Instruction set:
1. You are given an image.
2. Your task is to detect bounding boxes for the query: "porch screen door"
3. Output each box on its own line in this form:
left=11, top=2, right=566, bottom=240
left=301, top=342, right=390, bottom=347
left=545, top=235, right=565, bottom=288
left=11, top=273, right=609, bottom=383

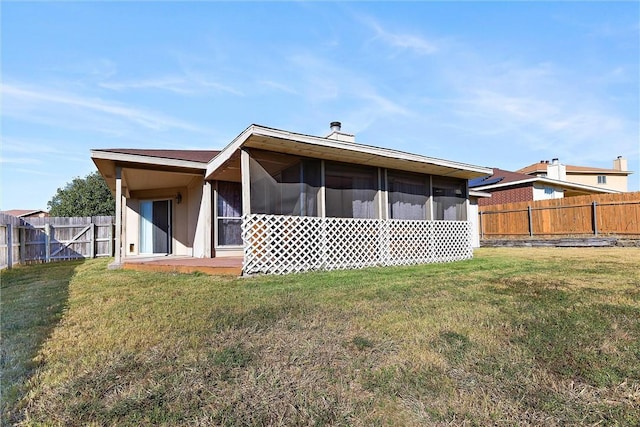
left=217, top=181, right=242, bottom=246
left=140, top=200, right=171, bottom=254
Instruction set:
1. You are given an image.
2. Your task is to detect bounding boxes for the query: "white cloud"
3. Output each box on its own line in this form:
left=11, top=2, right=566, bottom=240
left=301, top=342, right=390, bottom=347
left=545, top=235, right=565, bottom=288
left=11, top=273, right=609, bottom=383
left=1, top=82, right=207, bottom=133
left=362, top=16, right=438, bottom=55
left=0, top=156, right=41, bottom=165
left=101, top=72, right=244, bottom=97
left=259, top=80, right=299, bottom=95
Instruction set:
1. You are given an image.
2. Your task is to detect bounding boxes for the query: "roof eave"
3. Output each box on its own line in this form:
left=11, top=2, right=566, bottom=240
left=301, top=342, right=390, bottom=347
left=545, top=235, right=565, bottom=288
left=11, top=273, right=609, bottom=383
left=205, top=125, right=492, bottom=180
left=473, top=177, right=621, bottom=194
left=91, top=149, right=209, bottom=170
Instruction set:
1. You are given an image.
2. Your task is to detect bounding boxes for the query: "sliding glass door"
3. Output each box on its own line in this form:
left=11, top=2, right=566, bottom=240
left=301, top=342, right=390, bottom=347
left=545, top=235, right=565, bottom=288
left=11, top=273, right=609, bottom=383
left=140, top=200, right=172, bottom=254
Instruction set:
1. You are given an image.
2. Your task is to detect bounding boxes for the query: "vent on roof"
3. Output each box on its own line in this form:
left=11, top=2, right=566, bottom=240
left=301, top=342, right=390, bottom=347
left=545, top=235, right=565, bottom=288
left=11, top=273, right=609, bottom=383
left=326, top=121, right=355, bottom=142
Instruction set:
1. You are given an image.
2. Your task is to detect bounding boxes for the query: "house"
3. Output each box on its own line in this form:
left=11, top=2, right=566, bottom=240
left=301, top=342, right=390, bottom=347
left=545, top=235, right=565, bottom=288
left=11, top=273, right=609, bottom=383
left=0, top=209, right=49, bottom=218
left=470, top=166, right=621, bottom=207
left=517, top=157, right=632, bottom=192
left=92, top=123, right=492, bottom=275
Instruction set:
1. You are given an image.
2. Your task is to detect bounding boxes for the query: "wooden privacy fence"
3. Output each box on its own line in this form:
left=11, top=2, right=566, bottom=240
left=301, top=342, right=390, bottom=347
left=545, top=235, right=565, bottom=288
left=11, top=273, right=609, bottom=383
left=0, top=215, right=115, bottom=269
left=479, top=192, right=640, bottom=238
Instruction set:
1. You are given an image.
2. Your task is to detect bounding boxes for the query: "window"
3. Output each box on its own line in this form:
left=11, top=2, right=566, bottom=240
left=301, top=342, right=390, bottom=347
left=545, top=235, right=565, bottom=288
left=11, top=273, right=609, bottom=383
left=249, top=150, right=320, bottom=216
left=217, top=181, right=242, bottom=246
left=544, top=187, right=554, bottom=195
left=387, top=170, right=430, bottom=220
left=325, top=162, right=377, bottom=218
left=432, top=177, right=466, bottom=221
left=597, top=175, right=607, bottom=184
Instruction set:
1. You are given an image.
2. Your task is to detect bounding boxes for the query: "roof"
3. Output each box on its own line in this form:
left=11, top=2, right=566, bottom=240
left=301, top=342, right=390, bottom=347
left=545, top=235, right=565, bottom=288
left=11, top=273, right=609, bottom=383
left=91, top=124, right=493, bottom=188
left=470, top=168, right=532, bottom=187
left=206, top=124, right=492, bottom=181
left=517, top=161, right=631, bottom=176
left=470, top=168, right=620, bottom=194
left=94, top=149, right=219, bottom=164
left=1, top=209, right=48, bottom=217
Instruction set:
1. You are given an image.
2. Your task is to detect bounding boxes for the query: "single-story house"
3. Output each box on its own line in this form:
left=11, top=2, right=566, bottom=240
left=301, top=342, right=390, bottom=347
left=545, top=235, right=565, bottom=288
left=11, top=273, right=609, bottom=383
left=1, top=209, right=49, bottom=218
left=470, top=167, right=621, bottom=207
left=92, top=123, right=492, bottom=274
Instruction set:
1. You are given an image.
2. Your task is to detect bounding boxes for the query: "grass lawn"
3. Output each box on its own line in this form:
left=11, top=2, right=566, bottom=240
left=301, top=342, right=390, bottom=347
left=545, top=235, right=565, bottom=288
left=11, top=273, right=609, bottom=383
left=2, top=248, right=639, bottom=426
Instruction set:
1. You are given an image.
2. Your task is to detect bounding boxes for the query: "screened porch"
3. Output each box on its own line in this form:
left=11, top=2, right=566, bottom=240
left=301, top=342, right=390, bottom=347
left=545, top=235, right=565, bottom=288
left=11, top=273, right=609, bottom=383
left=213, top=148, right=474, bottom=275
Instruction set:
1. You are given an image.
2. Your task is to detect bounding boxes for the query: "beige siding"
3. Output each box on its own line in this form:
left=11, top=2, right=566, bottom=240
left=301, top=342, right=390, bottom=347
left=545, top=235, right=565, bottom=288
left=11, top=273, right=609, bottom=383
left=566, top=174, right=628, bottom=192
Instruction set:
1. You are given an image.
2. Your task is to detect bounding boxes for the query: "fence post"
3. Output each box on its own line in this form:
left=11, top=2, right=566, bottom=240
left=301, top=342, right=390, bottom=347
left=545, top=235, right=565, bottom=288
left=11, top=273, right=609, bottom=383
left=19, top=226, right=25, bottom=264
left=7, top=224, right=12, bottom=269
left=592, top=201, right=598, bottom=236
left=528, top=206, right=533, bottom=237
left=479, top=211, right=484, bottom=240
left=90, top=222, right=96, bottom=258
left=45, top=223, right=51, bottom=263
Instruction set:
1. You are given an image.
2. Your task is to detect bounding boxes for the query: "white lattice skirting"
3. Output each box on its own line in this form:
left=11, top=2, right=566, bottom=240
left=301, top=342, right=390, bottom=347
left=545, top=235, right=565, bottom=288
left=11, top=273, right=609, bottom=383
left=242, top=214, right=473, bottom=275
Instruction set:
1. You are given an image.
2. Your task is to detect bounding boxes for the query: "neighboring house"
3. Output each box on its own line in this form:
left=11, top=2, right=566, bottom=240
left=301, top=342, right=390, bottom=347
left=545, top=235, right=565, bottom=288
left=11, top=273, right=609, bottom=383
left=92, top=123, right=492, bottom=274
left=517, top=157, right=632, bottom=192
left=0, top=209, right=49, bottom=218
left=470, top=167, right=621, bottom=207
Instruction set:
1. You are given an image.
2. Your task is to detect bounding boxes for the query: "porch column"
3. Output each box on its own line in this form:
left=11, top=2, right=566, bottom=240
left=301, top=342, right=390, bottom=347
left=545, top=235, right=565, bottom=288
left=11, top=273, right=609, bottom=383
left=203, top=180, right=212, bottom=258
left=241, top=149, right=251, bottom=216
left=110, top=166, right=123, bottom=268
left=319, top=160, right=326, bottom=217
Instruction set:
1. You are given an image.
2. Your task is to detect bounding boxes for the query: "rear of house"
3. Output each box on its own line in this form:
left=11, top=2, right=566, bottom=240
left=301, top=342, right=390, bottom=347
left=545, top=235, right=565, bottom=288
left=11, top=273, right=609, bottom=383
left=92, top=123, right=492, bottom=274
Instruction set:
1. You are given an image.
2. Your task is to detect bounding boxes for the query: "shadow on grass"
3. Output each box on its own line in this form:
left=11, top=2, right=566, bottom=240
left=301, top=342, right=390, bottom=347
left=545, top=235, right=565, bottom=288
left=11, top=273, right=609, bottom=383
left=0, top=260, right=83, bottom=425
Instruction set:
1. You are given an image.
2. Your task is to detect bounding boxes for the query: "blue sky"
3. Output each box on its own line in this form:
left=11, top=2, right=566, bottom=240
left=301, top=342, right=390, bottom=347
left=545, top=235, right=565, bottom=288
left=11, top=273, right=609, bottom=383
left=2, top=1, right=638, bottom=210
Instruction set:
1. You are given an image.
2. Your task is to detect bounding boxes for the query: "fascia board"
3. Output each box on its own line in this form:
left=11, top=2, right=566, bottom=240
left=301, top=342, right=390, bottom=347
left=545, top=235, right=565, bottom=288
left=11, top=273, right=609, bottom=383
left=91, top=150, right=208, bottom=170
left=469, top=190, right=492, bottom=198
left=252, top=126, right=492, bottom=175
left=536, top=178, right=621, bottom=193
left=474, top=177, right=620, bottom=194
left=205, top=125, right=492, bottom=179
left=472, top=178, right=538, bottom=191
left=205, top=125, right=255, bottom=179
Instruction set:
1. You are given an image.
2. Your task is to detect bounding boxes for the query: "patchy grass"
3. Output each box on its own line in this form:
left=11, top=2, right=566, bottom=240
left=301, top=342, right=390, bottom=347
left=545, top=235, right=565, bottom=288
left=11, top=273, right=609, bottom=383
left=1, top=261, right=81, bottom=423
left=2, top=248, right=639, bottom=426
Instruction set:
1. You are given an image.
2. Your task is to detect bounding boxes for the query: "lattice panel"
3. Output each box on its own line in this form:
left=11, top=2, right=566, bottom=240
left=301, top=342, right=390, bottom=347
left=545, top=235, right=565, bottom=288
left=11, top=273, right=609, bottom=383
left=242, top=215, right=473, bottom=275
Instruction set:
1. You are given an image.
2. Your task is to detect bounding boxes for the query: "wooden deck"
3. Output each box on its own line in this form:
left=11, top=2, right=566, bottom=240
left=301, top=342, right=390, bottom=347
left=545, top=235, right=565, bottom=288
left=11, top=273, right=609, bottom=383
left=123, top=256, right=243, bottom=276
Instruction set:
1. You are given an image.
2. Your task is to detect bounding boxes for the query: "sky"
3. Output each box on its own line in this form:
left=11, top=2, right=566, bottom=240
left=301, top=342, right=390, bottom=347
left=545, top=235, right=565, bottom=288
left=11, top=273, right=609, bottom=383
left=1, top=1, right=639, bottom=211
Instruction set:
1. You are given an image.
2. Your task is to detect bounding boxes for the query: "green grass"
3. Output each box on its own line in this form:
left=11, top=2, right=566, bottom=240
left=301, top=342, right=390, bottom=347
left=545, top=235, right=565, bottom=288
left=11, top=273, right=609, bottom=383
left=2, top=248, right=639, bottom=426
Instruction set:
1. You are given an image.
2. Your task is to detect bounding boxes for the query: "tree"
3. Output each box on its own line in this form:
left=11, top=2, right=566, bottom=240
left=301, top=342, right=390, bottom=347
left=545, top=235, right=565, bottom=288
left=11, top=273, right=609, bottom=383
left=47, top=171, right=115, bottom=217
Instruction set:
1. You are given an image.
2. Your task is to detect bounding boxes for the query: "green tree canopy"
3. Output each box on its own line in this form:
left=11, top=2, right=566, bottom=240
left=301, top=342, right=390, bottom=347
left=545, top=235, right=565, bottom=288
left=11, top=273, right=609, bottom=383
left=47, top=171, right=115, bottom=217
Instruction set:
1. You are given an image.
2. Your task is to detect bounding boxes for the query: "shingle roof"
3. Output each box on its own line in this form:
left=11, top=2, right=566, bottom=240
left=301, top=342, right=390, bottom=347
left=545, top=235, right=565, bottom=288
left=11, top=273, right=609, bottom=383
left=469, top=168, right=533, bottom=188
left=517, top=162, right=626, bottom=175
left=96, top=149, right=220, bottom=163
left=1, top=209, right=48, bottom=217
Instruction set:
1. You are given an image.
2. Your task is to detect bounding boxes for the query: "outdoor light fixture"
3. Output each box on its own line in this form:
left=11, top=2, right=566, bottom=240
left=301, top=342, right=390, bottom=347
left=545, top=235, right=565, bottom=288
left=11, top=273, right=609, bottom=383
left=176, top=192, right=182, bottom=204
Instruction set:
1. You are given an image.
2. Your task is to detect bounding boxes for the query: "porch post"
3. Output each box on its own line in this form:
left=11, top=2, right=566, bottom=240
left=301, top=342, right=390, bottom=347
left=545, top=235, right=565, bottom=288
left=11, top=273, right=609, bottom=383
left=241, top=149, right=251, bottom=216
left=319, top=160, right=326, bottom=217
left=110, top=166, right=123, bottom=268
left=203, top=181, right=213, bottom=258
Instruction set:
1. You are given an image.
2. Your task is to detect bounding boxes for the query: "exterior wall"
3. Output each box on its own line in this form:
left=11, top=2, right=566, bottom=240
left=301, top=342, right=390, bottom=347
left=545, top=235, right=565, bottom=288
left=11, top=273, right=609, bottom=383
left=566, top=174, right=628, bottom=192
left=478, top=184, right=533, bottom=206
left=468, top=197, right=480, bottom=248
left=532, top=182, right=564, bottom=201
left=123, top=185, right=198, bottom=257
left=189, top=178, right=208, bottom=258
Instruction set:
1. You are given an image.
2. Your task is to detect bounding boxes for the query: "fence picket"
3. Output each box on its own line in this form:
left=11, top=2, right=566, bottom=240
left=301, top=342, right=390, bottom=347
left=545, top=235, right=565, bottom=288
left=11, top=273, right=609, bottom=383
left=479, top=192, right=640, bottom=238
left=0, top=214, right=115, bottom=269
